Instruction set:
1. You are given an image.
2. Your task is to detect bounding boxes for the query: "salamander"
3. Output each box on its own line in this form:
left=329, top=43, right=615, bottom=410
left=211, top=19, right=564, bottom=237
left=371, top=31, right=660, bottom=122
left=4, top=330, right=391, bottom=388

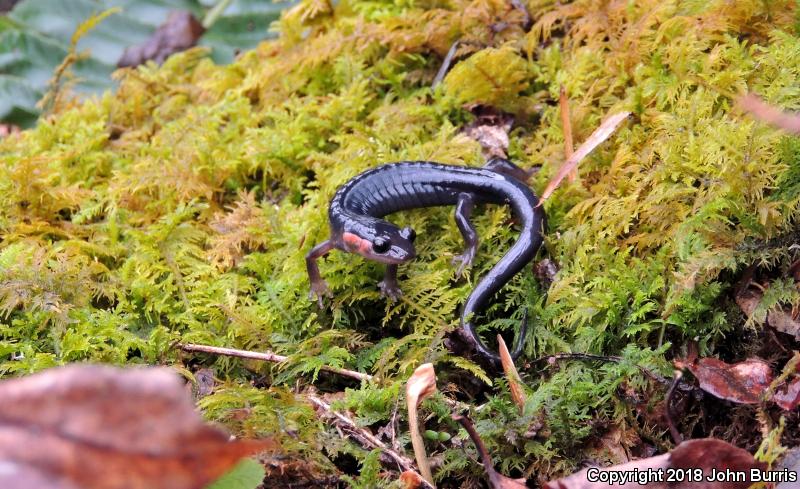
left=305, top=158, right=546, bottom=367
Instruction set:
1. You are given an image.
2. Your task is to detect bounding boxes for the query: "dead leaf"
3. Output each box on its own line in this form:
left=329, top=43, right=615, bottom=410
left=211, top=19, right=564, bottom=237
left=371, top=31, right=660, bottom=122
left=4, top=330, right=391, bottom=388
left=497, top=335, right=525, bottom=413
left=772, top=377, right=800, bottom=411
left=118, top=11, right=205, bottom=68
left=0, top=364, right=271, bottom=489
left=777, top=448, right=800, bottom=489
left=736, top=287, right=800, bottom=340
left=461, top=106, right=514, bottom=159
left=738, top=93, right=800, bottom=134
left=194, top=367, right=217, bottom=398
left=540, top=111, right=630, bottom=202
left=675, top=357, right=773, bottom=404
left=544, top=438, right=763, bottom=489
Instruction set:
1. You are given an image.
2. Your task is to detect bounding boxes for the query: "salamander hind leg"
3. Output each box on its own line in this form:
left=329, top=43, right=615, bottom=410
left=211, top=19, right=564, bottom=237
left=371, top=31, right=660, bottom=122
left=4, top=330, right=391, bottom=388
left=452, top=193, right=478, bottom=277
left=378, top=264, right=403, bottom=301
left=484, top=157, right=534, bottom=182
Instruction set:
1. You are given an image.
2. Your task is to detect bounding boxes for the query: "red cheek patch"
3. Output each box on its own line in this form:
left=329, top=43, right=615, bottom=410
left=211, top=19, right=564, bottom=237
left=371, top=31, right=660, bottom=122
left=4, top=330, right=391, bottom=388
left=343, top=232, right=372, bottom=254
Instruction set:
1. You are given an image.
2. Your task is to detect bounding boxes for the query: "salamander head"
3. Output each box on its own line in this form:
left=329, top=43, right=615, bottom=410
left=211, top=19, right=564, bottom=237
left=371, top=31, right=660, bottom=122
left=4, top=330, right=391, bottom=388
left=341, top=222, right=416, bottom=264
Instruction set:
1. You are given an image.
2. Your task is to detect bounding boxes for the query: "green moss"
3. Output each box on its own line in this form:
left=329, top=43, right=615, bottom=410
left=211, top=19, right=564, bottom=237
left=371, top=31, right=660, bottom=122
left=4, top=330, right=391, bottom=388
left=1, top=0, right=800, bottom=484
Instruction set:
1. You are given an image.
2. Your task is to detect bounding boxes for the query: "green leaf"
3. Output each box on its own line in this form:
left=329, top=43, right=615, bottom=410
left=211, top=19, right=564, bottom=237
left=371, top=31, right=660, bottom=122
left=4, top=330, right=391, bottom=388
left=0, top=0, right=291, bottom=124
left=205, top=458, right=265, bottom=489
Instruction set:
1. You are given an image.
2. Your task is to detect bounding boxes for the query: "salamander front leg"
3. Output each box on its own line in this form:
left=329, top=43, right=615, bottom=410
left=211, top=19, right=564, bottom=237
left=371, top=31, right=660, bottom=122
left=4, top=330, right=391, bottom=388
left=453, top=193, right=478, bottom=277
left=378, top=264, right=402, bottom=301
left=306, top=240, right=335, bottom=307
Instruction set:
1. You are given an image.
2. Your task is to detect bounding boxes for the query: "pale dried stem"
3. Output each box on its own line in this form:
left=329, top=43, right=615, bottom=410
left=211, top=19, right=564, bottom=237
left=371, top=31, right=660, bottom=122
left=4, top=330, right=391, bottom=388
left=175, top=343, right=372, bottom=382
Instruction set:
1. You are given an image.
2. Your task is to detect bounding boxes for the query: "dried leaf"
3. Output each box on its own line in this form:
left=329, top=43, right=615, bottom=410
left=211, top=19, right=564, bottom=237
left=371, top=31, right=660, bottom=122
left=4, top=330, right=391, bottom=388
left=540, top=111, right=630, bottom=202
left=463, top=124, right=510, bottom=158
left=736, top=288, right=800, bottom=340
left=497, top=335, right=525, bottom=413
left=545, top=439, right=763, bottom=489
left=675, top=357, right=773, bottom=404
left=738, top=93, right=800, bottom=135
left=772, top=377, right=800, bottom=411
left=0, top=365, right=271, bottom=489
left=118, top=11, right=205, bottom=68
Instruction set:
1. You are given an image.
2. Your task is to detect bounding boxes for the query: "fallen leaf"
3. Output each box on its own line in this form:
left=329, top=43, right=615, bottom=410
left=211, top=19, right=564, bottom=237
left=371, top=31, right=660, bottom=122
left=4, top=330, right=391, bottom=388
left=461, top=105, right=514, bottom=159
left=540, top=111, right=630, bottom=202
left=777, top=448, right=800, bottom=489
left=497, top=335, right=525, bottom=413
left=544, top=438, right=763, bottom=489
left=738, top=93, right=800, bottom=134
left=736, top=288, right=800, bottom=340
left=772, top=377, right=800, bottom=411
left=117, top=11, right=205, bottom=68
left=194, top=367, right=217, bottom=398
left=0, top=364, right=271, bottom=489
left=675, top=357, right=773, bottom=404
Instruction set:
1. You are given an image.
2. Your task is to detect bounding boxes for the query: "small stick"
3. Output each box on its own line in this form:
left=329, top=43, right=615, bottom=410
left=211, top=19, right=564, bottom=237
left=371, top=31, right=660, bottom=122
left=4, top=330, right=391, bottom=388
left=559, top=86, right=576, bottom=182
left=666, top=370, right=684, bottom=444
left=453, top=414, right=527, bottom=489
left=432, top=41, right=460, bottom=89
left=175, top=343, right=372, bottom=382
left=308, top=394, right=434, bottom=489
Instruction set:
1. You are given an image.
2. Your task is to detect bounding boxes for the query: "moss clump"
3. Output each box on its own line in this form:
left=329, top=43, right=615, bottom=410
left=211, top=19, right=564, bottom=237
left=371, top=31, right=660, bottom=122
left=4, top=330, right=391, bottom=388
left=2, top=0, right=800, bottom=485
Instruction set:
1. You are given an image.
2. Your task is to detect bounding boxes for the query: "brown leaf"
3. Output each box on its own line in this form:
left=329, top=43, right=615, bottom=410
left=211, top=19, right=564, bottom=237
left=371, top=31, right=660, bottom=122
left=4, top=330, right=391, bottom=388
left=0, top=364, right=271, bottom=489
left=675, top=357, right=773, bottom=404
left=540, top=111, right=630, bottom=202
left=461, top=106, right=514, bottom=159
left=544, top=438, right=763, bottom=489
left=117, top=11, right=205, bottom=68
left=772, top=377, right=800, bottom=411
left=738, top=93, right=800, bottom=135
left=736, top=287, right=800, bottom=340
left=497, top=335, right=525, bottom=413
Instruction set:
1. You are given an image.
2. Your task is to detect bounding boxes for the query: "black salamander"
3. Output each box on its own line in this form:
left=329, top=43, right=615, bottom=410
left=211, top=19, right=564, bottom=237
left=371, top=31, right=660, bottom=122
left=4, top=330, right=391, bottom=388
left=305, top=159, right=546, bottom=367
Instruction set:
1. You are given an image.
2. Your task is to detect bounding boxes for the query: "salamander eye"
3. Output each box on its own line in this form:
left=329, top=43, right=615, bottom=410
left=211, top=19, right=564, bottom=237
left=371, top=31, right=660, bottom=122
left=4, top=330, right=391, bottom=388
left=373, top=238, right=390, bottom=253
left=399, top=226, right=416, bottom=243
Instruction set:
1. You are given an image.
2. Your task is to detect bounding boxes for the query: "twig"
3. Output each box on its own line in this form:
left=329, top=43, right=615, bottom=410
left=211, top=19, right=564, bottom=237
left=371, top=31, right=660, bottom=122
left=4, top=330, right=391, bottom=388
left=175, top=343, right=372, bottom=382
left=432, top=41, right=460, bottom=89
left=559, top=86, right=576, bottom=182
left=453, top=414, right=526, bottom=489
left=539, top=111, right=630, bottom=203
left=738, top=93, right=800, bottom=134
left=308, top=394, right=434, bottom=489
left=666, top=370, right=684, bottom=444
